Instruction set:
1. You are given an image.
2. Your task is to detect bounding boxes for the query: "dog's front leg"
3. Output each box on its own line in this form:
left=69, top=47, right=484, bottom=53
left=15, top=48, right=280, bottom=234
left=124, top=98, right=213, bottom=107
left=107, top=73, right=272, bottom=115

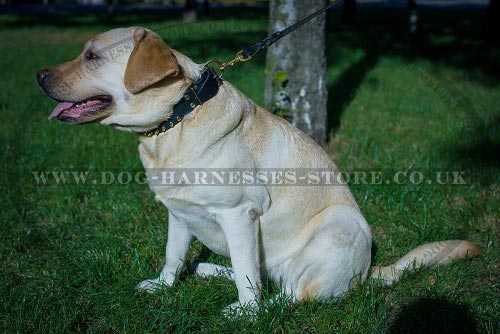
left=137, top=212, right=192, bottom=292
left=219, top=206, right=261, bottom=315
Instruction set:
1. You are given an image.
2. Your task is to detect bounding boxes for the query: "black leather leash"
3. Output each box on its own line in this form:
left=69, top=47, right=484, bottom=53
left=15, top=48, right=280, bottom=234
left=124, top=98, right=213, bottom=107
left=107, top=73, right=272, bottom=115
left=242, top=1, right=337, bottom=59
left=140, top=1, right=338, bottom=137
left=213, top=0, right=338, bottom=75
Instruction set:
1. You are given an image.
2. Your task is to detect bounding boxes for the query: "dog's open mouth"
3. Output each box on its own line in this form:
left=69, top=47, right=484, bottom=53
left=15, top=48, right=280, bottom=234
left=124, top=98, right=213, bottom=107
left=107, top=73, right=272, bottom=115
left=48, top=95, right=113, bottom=122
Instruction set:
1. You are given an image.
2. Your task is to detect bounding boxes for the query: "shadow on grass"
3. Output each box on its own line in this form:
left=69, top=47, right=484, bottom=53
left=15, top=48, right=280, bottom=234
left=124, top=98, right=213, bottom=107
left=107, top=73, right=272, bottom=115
left=444, top=112, right=500, bottom=185
left=456, top=134, right=500, bottom=167
left=327, top=45, right=379, bottom=133
left=389, top=297, right=478, bottom=334
left=453, top=110, right=500, bottom=163
left=371, top=241, right=379, bottom=266
left=325, top=7, right=500, bottom=138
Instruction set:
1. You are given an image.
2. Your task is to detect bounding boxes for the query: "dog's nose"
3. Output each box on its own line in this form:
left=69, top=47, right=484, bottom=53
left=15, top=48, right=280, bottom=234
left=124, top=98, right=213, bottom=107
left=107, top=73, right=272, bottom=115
left=36, top=69, right=49, bottom=85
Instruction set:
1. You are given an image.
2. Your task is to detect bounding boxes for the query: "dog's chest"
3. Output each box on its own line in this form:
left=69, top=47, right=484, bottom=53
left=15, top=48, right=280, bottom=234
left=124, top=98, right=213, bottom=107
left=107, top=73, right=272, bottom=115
left=137, top=140, right=267, bottom=257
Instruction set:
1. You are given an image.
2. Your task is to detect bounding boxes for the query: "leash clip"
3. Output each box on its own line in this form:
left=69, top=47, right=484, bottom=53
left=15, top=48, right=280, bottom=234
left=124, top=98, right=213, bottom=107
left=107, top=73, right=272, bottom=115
left=220, top=50, right=252, bottom=71
left=203, top=50, right=252, bottom=79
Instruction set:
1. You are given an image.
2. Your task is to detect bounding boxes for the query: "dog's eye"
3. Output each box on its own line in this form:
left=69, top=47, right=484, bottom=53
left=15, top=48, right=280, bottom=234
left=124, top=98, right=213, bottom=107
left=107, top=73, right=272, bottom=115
left=85, top=50, right=99, bottom=61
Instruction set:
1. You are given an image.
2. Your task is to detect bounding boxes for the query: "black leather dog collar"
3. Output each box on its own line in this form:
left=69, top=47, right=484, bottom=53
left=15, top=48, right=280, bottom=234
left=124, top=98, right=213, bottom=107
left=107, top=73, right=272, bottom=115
left=140, top=67, right=222, bottom=137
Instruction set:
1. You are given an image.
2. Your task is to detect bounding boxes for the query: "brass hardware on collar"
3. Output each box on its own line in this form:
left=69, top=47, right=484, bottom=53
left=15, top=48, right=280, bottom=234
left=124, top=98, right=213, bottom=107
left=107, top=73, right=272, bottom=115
left=139, top=67, right=221, bottom=137
left=191, top=87, right=203, bottom=104
left=203, top=59, right=224, bottom=78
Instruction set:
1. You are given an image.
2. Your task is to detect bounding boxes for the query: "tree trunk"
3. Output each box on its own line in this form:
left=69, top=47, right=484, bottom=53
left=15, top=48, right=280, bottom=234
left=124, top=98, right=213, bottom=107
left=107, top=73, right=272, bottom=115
left=265, top=0, right=328, bottom=145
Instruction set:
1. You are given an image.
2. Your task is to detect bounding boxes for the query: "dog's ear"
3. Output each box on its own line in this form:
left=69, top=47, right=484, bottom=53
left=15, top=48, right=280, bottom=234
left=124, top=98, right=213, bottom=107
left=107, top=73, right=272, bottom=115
left=124, top=28, right=179, bottom=94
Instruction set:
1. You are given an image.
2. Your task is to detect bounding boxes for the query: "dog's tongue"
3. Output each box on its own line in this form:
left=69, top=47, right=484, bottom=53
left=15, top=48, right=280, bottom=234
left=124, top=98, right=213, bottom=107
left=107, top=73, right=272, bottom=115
left=48, top=102, right=74, bottom=120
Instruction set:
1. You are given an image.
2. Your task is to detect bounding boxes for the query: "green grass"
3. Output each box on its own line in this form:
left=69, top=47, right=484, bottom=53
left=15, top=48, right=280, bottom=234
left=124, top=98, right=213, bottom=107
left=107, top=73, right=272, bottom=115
left=1, top=7, right=499, bottom=333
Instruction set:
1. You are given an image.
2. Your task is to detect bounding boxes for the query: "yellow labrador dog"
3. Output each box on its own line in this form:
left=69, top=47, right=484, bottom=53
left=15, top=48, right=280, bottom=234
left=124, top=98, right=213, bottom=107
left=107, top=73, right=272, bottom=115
left=37, top=27, right=479, bottom=313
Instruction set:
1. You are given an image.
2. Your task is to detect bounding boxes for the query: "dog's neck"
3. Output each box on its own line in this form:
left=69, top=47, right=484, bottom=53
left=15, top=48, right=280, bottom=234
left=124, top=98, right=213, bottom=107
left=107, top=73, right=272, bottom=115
left=138, top=67, right=222, bottom=137
left=138, top=81, right=253, bottom=168
left=136, top=50, right=255, bottom=167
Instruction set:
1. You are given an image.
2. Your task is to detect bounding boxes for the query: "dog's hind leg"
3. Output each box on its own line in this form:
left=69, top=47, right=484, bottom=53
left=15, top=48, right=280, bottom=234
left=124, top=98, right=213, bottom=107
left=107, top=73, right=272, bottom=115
left=191, top=262, right=234, bottom=280
left=288, top=205, right=372, bottom=301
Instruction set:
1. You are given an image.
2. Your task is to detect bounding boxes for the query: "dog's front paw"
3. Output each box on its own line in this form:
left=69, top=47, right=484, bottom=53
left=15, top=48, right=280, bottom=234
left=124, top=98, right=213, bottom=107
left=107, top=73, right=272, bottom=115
left=136, top=278, right=169, bottom=293
left=222, top=300, right=259, bottom=319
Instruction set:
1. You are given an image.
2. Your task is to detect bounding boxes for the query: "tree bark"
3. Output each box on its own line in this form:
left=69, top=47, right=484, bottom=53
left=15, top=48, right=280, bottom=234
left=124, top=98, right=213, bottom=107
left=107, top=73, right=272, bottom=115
left=265, top=0, right=328, bottom=145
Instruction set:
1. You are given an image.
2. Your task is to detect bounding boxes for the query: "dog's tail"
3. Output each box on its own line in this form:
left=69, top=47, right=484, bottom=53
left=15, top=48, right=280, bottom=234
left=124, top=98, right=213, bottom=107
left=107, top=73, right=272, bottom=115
left=371, top=240, right=480, bottom=285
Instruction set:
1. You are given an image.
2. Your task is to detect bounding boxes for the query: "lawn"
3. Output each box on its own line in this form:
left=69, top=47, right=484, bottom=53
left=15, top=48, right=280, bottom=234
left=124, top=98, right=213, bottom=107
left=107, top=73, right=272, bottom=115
left=0, top=6, right=499, bottom=334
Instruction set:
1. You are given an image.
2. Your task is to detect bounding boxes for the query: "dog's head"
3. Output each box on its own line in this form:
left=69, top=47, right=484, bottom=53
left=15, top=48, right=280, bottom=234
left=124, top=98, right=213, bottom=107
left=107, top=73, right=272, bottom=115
left=37, top=27, right=200, bottom=132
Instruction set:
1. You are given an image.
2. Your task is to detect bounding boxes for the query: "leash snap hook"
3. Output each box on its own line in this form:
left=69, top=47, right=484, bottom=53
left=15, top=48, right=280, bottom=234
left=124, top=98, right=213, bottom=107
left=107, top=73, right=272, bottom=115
left=203, top=50, right=252, bottom=79
left=203, top=59, right=225, bottom=78
left=220, top=50, right=252, bottom=71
